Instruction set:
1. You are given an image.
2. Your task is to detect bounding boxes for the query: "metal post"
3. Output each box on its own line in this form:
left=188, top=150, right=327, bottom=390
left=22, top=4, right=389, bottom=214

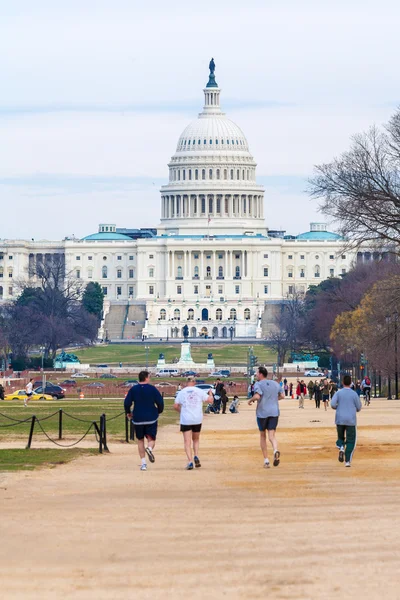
left=145, top=345, right=149, bottom=369
left=26, top=415, right=36, bottom=449
left=130, top=419, right=135, bottom=441
left=125, top=414, right=129, bottom=443
left=94, top=421, right=102, bottom=453
left=378, top=371, right=382, bottom=397
left=102, top=413, right=109, bottom=452
left=374, top=370, right=377, bottom=398
left=394, top=312, right=399, bottom=400
left=58, top=408, right=63, bottom=440
left=388, top=375, right=392, bottom=400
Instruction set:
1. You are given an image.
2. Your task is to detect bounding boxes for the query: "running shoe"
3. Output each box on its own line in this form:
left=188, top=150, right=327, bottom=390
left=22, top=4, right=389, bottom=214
left=345, top=462, right=351, bottom=468
left=338, top=447, right=344, bottom=463
left=194, top=456, right=201, bottom=468
left=186, top=462, right=194, bottom=470
left=145, top=447, right=155, bottom=463
left=264, top=460, right=270, bottom=469
left=273, top=450, right=280, bottom=467
left=140, top=464, right=147, bottom=471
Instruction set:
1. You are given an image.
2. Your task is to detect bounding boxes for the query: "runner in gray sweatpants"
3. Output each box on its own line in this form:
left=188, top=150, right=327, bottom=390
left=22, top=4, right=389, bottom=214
left=330, top=374, right=362, bottom=467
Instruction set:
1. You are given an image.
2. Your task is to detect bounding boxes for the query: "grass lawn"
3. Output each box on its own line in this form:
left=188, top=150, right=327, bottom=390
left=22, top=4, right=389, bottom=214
left=0, top=448, right=98, bottom=472
left=0, top=398, right=179, bottom=440
left=73, top=344, right=276, bottom=366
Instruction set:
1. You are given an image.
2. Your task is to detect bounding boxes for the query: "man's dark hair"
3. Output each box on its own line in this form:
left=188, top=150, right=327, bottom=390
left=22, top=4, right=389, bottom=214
left=343, top=374, right=352, bottom=386
left=258, top=366, right=268, bottom=378
left=139, top=370, right=150, bottom=383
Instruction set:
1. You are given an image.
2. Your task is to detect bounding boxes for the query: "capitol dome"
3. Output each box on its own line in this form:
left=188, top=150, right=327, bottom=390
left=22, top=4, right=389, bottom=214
left=158, top=59, right=267, bottom=237
left=176, top=116, right=249, bottom=153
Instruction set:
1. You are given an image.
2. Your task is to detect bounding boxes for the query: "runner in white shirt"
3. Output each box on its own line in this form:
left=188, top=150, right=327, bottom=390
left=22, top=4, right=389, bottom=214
left=24, top=379, right=34, bottom=407
left=174, top=377, right=213, bottom=470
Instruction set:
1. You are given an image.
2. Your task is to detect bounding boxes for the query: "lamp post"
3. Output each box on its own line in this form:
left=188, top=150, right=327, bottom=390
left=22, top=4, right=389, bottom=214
left=394, top=311, right=399, bottom=400
left=386, top=315, right=392, bottom=399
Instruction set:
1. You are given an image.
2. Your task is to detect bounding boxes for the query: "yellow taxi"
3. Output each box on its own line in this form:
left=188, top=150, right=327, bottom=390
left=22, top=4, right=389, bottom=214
left=4, top=390, right=53, bottom=401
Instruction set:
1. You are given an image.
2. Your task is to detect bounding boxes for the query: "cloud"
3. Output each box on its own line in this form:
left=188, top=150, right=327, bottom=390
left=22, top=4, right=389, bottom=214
left=0, top=0, right=400, bottom=240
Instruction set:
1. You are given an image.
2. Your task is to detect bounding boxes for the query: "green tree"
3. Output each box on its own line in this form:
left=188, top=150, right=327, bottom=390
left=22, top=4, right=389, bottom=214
left=82, top=282, right=104, bottom=322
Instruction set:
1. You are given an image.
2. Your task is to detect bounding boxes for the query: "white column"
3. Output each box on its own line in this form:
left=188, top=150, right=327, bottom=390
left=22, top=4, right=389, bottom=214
left=188, top=251, right=192, bottom=278
left=230, top=251, right=233, bottom=278
left=213, top=251, right=216, bottom=279
left=172, top=251, right=175, bottom=279
left=200, top=251, right=204, bottom=279
left=241, top=252, right=245, bottom=278
left=224, top=251, right=227, bottom=278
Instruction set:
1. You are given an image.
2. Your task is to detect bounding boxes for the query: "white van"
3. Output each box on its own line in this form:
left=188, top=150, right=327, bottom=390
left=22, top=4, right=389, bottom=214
left=156, top=369, right=180, bottom=378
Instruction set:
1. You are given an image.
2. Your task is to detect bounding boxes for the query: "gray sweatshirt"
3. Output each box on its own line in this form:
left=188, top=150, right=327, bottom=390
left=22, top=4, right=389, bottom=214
left=331, top=387, right=362, bottom=425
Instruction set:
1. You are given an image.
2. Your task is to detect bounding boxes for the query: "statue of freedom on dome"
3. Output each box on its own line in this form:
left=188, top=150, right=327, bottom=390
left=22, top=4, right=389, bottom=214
left=207, top=58, right=218, bottom=88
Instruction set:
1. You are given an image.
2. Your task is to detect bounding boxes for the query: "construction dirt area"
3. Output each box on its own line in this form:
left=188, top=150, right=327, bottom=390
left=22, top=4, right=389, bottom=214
left=1, top=398, right=400, bottom=599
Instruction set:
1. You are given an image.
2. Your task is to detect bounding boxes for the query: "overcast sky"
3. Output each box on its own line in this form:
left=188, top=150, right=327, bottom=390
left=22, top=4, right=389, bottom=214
left=1, top=0, right=399, bottom=240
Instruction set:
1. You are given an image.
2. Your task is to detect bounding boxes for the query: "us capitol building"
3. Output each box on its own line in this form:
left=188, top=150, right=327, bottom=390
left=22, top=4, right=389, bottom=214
left=0, top=60, right=360, bottom=341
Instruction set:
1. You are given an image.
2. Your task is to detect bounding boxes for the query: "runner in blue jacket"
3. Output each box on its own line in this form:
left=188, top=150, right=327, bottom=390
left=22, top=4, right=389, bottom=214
left=124, top=370, right=164, bottom=471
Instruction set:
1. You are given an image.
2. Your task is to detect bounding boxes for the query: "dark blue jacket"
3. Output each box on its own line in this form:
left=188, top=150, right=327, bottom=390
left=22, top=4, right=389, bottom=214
left=124, top=383, right=164, bottom=424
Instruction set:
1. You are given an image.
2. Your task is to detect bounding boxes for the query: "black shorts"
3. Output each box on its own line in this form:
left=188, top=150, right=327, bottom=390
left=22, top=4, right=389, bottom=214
left=322, top=394, right=329, bottom=401
left=26, top=392, right=33, bottom=397
left=257, top=416, right=279, bottom=431
left=180, top=424, right=202, bottom=433
left=134, top=422, right=158, bottom=441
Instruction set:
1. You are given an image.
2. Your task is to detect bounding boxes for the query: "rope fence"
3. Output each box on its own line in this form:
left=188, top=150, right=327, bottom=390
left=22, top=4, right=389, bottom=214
left=0, top=408, right=131, bottom=453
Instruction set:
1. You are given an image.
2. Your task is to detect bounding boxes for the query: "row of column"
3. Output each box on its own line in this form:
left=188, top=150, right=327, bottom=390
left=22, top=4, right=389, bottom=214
left=167, top=250, right=248, bottom=279
left=161, top=194, right=264, bottom=220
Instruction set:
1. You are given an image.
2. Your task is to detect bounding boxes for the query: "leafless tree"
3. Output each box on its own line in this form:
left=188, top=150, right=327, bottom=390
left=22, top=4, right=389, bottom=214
left=309, top=109, right=400, bottom=252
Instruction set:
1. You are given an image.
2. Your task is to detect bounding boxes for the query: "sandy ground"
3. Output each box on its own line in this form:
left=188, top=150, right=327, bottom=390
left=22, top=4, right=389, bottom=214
left=1, top=398, right=400, bottom=599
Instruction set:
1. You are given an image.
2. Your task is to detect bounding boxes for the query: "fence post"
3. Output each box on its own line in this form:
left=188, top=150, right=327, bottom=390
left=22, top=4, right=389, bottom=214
left=26, top=415, right=36, bottom=449
left=125, top=413, right=129, bottom=443
left=130, top=418, right=135, bottom=441
left=94, top=421, right=103, bottom=454
left=58, top=408, right=63, bottom=440
left=101, top=412, right=109, bottom=453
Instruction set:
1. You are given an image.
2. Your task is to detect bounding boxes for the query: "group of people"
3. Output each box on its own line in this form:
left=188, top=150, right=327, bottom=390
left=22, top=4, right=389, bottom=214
left=124, top=367, right=362, bottom=472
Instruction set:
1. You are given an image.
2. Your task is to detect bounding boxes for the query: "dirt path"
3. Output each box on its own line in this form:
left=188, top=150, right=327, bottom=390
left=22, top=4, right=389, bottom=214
left=1, top=399, right=400, bottom=599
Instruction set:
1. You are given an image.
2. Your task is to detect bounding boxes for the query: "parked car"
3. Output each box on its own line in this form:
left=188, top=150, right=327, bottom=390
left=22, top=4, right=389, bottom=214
left=96, top=364, right=109, bottom=368
left=85, top=382, right=105, bottom=388
left=155, top=382, right=172, bottom=387
left=196, top=383, right=214, bottom=391
left=60, top=379, right=77, bottom=387
left=156, top=369, right=180, bottom=377
left=100, top=373, right=117, bottom=379
left=34, top=383, right=66, bottom=400
left=304, top=370, right=325, bottom=377
left=182, top=370, right=199, bottom=377
left=73, top=373, right=90, bottom=378
left=118, top=379, right=138, bottom=388
left=4, top=389, right=53, bottom=401
left=208, top=370, right=230, bottom=378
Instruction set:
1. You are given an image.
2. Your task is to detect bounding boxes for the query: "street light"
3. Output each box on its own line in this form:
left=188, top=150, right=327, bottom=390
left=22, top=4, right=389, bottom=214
left=394, top=311, right=399, bottom=400
left=386, top=315, right=392, bottom=399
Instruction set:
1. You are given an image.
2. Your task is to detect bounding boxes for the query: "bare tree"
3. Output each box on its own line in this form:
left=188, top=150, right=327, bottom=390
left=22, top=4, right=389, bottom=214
left=309, top=111, right=400, bottom=252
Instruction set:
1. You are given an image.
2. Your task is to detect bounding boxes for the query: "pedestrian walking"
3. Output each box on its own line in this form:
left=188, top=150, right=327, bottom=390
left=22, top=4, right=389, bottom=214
left=248, top=366, right=284, bottom=468
left=314, top=380, right=322, bottom=408
left=331, top=375, right=362, bottom=467
left=289, top=382, right=293, bottom=398
left=307, top=379, right=314, bottom=401
left=329, top=380, right=338, bottom=399
left=284, top=382, right=289, bottom=397
left=173, top=377, right=213, bottom=470
left=124, top=370, right=164, bottom=471
left=296, top=380, right=306, bottom=408
left=24, top=378, right=33, bottom=407
left=322, top=379, right=330, bottom=411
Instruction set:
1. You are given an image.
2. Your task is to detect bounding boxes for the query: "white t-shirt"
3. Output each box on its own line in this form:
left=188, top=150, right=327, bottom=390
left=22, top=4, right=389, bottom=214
left=26, top=382, right=33, bottom=394
left=175, top=386, right=210, bottom=425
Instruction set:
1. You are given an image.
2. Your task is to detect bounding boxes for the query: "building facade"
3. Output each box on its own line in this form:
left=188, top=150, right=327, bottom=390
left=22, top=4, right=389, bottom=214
left=0, top=63, right=361, bottom=340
